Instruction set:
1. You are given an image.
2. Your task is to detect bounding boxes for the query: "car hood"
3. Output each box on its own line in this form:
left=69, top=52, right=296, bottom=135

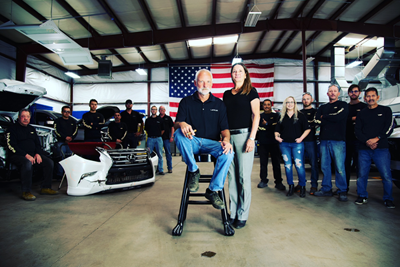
left=96, top=106, right=121, bottom=121
left=0, top=79, right=47, bottom=112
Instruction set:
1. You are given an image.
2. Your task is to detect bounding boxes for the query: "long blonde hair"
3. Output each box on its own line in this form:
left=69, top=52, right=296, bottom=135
left=230, top=63, right=253, bottom=95
left=280, top=96, right=299, bottom=122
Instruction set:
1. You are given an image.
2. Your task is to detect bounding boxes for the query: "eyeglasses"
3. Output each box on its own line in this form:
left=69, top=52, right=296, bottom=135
left=286, top=101, right=295, bottom=104
left=349, top=90, right=359, bottom=94
left=63, top=111, right=71, bottom=113
left=151, top=109, right=157, bottom=111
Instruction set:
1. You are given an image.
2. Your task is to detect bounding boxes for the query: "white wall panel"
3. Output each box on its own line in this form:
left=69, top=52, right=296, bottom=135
left=150, top=83, right=168, bottom=102
left=73, top=83, right=148, bottom=104
left=26, top=68, right=70, bottom=102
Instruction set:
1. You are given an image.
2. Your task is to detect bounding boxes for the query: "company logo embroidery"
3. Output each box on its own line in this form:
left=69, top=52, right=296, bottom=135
left=210, top=109, right=218, bottom=112
left=334, top=107, right=337, bottom=109
left=378, top=114, right=382, bottom=116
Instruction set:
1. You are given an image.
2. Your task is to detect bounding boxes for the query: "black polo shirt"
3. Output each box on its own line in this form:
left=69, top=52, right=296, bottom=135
left=121, top=110, right=144, bottom=133
left=355, top=105, right=393, bottom=150
left=176, top=92, right=229, bottom=141
left=160, top=114, right=174, bottom=140
left=257, top=112, right=280, bottom=145
left=316, top=100, right=348, bottom=141
left=145, top=116, right=164, bottom=137
left=346, top=102, right=367, bottom=141
left=300, top=108, right=317, bottom=142
left=275, top=112, right=310, bottom=143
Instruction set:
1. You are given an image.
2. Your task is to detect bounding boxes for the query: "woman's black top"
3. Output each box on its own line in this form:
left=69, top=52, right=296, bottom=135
left=275, top=112, right=310, bottom=143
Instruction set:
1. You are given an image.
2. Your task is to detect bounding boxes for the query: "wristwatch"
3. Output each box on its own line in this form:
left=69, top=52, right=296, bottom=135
left=249, top=137, right=255, bottom=141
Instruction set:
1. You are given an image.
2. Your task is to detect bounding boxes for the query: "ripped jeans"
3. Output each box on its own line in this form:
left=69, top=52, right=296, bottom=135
left=279, top=142, right=306, bottom=186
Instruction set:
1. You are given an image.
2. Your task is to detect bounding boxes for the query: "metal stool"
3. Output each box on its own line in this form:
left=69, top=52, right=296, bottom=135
left=172, top=154, right=234, bottom=236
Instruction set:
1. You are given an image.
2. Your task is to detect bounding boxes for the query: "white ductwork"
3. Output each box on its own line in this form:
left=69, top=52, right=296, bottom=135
left=333, top=46, right=349, bottom=93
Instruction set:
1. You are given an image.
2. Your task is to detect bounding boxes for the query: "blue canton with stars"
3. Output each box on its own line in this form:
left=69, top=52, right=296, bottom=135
left=169, top=66, right=210, bottom=98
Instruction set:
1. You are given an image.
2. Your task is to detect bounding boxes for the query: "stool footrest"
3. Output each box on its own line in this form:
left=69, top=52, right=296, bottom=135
left=172, top=165, right=234, bottom=237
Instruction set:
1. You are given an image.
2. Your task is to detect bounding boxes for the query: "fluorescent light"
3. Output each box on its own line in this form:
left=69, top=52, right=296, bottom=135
left=188, top=38, right=212, bottom=47
left=346, top=60, right=363, bottom=68
left=214, top=35, right=238, bottom=45
left=135, top=68, right=147, bottom=75
left=65, top=72, right=80, bottom=79
left=0, top=20, right=93, bottom=66
left=245, top=11, right=261, bottom=27
left=232, top=57, right=242, bottom=65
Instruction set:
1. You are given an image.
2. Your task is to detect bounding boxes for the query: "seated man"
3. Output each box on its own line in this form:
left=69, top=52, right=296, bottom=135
left=174, top=69, right=234, bottom=210
left=6, top=109, right=58, bottom=201
left=54, top=105, right=77, bottom=177
left=107, top=111, right=128, bottom=145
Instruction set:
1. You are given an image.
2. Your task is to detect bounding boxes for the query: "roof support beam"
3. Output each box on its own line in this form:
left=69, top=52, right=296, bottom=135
left=137, top=0, right=157, bottom=32
left=136, top=47, right=150, bottom=64
left=13, top=0, right=47, bottom=22
left=176, top=0, right=186, bottom=28
left=270, top=0, right=285, bottom=19
left=109, top=48, right=130, bottom=66
left=20, top=18, right=400, bottom=54
left=97, top=0, right=128, bottom=34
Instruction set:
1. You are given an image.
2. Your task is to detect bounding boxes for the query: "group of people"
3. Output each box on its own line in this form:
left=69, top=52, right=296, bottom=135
left=257, top=84, right=395, bottom=209
left=6, top=64, right=396, bottom=218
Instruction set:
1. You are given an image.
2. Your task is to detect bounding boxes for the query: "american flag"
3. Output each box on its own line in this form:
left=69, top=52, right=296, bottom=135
left=168, top=63, right=274, bottom=119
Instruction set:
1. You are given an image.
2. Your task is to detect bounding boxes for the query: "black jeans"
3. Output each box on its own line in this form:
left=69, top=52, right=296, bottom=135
left=345, top=140, right=359, bottom=190
left=123, top=132, right=138, bottom=148
left=8, top=154, right=54, bottom=192
left=258, top=143, right=283, bottom=184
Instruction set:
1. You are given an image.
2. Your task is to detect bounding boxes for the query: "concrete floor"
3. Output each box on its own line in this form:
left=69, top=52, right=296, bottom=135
left=1, top=155, right=399, bottom=267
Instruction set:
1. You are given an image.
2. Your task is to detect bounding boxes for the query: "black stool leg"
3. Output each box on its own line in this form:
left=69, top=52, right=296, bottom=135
left=172, top=167, right=190, bottom=236
left=219, top=189, right=235, bottom=236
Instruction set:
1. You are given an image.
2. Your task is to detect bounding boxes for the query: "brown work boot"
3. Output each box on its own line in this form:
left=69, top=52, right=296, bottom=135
left=40, top=188, right=59, bottom=195
left=22, top=192, right=36, bottom=201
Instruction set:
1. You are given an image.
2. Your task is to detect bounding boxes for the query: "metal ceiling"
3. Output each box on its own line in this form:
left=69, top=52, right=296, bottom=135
left=0, top=0, right=399, bottom=77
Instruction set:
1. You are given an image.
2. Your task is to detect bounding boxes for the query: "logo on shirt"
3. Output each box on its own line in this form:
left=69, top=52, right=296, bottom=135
left=334, top=107, right=337, bottom=109
left=210, top=109, right=218, bottom=112
left=357, top=109, right=361, bottom=111
left=378, top=114, right=382, bottom=116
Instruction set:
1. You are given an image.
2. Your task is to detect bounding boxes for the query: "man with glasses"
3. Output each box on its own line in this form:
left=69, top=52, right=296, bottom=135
left=344, top=84, right=367, bottom=193
left=314, top=85, right=349, bottom=201
left=107, top=111, right=127, bottom=146
left=145, top=106, right=165, bottom=175
left=299, top=92, right=319, bottom=195
left=54, top=106, right=78, bottom=178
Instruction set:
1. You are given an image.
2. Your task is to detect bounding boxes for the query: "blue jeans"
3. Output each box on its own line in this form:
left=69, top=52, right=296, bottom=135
left=56, top=141, right=73, bottom=176
left=357, top=149, right=393, bottom=201
left=320, top=140, right=347, bottom=193
left=174, top=129, right=234, bottom=191
left=279, top=142, right=306, bottom=186
left=147, top=137, right=164, bottom=173
left=163, top=139, right=173, bottom=171
left=304, top=141, right=319, bottom=188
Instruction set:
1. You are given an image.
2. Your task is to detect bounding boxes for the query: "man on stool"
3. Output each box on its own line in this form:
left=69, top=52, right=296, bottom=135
left=6, top=109, right=58, bottom=201
left=174, top=69, right=234, bottom=210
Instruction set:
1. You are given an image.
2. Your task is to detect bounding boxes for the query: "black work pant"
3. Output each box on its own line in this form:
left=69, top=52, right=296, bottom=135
left=345, top=140, right=359, bottom=190
left=8, top=154, right=54, bottom=192
left=258, top=143, right=283, bottom=184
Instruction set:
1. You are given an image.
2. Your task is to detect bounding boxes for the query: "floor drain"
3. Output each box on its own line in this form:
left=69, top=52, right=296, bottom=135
left=344, top=228, right=360, bottom=232
left=201, top=251, right=216, bottom=258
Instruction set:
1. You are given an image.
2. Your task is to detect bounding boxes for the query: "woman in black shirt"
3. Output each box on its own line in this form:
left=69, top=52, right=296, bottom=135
left=223, top=63, right=260, bottom=229
left=275, top=96, right=310, bottom=197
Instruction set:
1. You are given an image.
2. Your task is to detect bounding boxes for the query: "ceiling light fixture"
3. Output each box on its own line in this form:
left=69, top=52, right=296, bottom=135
left=214, top=35, right=239, bottom=45
left=188, top=38, right=212, bottom=47
left=232, top=35, right=242, bottom=65
left=245, top=2, right=261, bottom=27
left=0, top=20, right=93, bottom=66
left=65, top=72, right=80, bottom=79
left=135, top=68, right=147, bottom=76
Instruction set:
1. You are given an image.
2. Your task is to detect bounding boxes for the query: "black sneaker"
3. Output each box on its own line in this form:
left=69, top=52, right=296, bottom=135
left=354, top=197, right=368, bottom=205
left=275, top=183, right=286, bottom=191
left=205, top=188, right=225, bottom=209
left=384, top=200, right=395, bottom=209
left=257, top=180, right=268, bottom=188
left=188, top=169, right=200, bottom=192
left=294, top=184, right=301, bottom=192
left=338, top=192, right=348, bottom=202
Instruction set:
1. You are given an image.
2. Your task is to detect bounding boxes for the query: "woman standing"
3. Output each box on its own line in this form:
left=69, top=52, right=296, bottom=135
left=274, top=96, right=310, bottom=197
left=223, top=63, right=260, bottom=229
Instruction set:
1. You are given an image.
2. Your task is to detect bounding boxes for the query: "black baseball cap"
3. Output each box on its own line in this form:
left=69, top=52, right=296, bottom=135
left=125, top=99, right=133, bottom=104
